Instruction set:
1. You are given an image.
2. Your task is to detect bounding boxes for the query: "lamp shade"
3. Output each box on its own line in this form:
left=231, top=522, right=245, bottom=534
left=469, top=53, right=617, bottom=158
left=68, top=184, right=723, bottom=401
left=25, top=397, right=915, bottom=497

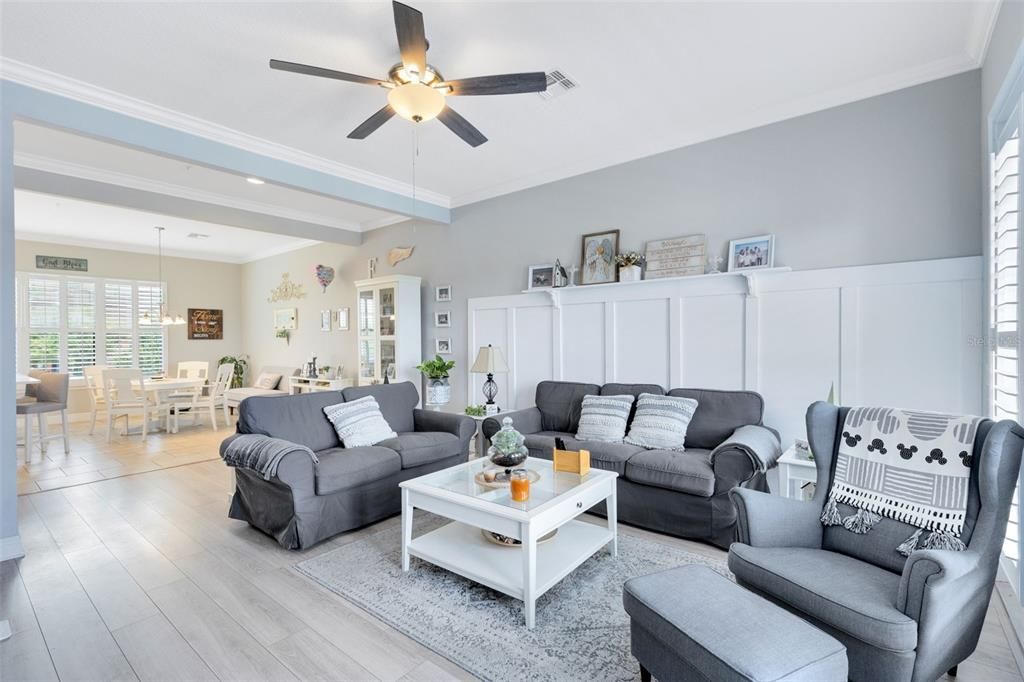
left=471, top=345, right=509, bottom=374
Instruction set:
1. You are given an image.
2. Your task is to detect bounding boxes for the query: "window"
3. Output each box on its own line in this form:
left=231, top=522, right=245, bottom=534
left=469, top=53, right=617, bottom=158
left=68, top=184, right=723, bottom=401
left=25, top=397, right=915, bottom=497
left=15, top=273, right=167, bottom=380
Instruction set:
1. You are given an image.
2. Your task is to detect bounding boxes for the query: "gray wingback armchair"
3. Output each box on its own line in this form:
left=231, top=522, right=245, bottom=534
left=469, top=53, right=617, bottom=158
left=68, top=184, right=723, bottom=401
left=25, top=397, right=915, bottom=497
left=728, top=401, right=1024, bottom=682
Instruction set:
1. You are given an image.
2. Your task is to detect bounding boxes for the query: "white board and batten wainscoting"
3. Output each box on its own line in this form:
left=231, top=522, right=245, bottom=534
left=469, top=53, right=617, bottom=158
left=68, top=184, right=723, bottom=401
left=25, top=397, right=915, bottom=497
left=466, top=256, right=983, bottom=450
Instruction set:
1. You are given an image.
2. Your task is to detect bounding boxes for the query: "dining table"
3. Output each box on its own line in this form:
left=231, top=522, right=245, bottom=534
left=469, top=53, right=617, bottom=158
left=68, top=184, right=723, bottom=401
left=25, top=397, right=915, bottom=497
left=124, top=376, right=207, bottom=435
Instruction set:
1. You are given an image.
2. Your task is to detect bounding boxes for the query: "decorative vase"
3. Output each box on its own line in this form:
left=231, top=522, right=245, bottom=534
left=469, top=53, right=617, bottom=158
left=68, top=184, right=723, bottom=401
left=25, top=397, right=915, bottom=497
left=487, top=417, right=528, bottom=469
left=426, top=376, right=451, bottom=407
left=619, top=264, right=642, bottom=282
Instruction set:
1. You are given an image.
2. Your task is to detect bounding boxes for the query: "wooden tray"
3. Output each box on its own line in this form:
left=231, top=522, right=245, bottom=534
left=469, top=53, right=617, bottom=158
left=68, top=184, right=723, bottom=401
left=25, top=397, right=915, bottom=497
left=473, top=468, right=541, bottom=489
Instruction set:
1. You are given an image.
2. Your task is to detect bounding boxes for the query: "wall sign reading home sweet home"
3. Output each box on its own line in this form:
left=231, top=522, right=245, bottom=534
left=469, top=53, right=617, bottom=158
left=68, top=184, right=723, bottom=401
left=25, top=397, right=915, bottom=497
left=36, top=255, right=88, bottom=272
left=644, top=235, right=706, bottom=279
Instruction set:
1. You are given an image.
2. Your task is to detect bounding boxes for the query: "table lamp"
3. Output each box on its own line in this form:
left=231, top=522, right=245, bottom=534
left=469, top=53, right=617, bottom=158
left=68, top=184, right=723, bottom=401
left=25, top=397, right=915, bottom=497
left=471, top=344, right=509, bottom=415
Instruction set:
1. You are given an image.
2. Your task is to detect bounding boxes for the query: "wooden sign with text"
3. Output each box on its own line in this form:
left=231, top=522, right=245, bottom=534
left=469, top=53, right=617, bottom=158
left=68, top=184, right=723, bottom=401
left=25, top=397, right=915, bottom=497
left=187, top=308, right=223, bottom=340
left=644, top=235, right=706, bottom=279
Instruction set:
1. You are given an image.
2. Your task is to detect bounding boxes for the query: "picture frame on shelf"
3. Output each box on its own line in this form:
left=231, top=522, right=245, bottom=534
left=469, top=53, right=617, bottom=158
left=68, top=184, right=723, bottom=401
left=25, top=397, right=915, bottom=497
left=527, top=264, right=555, bottom=290
left=580, top=229, right=620, bottom=285
left=336, top=307, right=350, bottom=331
left=727, top=234, right=775, bottom=272
left=435, top=284, right=452, bottom=302
left=273, top=308, right=297, bottom=330
left=436, top=337, right=452, bottom=355
left=435, top=310, right=451, bottom=327
left=320, top=310, right=332, bottom=332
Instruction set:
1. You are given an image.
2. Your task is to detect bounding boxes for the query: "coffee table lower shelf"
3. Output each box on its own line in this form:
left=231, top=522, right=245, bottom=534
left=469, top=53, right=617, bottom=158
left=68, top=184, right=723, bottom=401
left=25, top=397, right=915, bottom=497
left=407, top=520, right=613, bottom=613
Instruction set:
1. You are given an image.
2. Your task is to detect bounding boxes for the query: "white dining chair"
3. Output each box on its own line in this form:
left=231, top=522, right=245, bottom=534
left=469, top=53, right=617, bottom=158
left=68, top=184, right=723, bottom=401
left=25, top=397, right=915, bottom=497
left=82, top=365, right=108, bottom=435
left=102, top=368, right=172, bottom=442
left=16, top=371, right=70, bottom=463
left=174, top=363, right=234, bottom=431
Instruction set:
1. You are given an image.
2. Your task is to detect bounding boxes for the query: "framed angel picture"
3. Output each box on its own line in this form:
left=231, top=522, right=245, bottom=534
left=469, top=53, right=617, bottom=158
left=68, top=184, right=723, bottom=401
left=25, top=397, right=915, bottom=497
left=580, top=229, right=620, bottom=285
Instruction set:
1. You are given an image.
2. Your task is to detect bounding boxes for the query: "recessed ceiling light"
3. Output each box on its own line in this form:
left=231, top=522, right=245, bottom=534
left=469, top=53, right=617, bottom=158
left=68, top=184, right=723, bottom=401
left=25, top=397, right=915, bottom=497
left=187, top=232, right=210, bottom=239
left=246, top=177, right=265, bottom=185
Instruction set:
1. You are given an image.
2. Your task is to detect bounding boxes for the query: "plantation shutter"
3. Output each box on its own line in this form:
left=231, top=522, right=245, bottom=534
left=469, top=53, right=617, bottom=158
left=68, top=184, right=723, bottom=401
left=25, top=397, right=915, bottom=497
left=105, top=282, right=135, bottom=368
left=137, top=284, right=165, bottom=375
left=27, top=277, right=60, bottom=372
left=66, top=280, right=97, bottom=378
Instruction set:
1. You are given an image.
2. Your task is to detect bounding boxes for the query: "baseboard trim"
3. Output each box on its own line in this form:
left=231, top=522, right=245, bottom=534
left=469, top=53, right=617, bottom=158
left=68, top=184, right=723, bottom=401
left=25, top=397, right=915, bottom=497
left=995, top=580, right=1024, bottom=672
left=0, top=534, right=25, bottom=562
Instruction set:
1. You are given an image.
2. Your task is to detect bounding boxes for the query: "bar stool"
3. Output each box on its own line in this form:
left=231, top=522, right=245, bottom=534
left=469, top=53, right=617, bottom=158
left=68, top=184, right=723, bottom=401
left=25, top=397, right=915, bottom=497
left=16, top=371, right=70, bottom=464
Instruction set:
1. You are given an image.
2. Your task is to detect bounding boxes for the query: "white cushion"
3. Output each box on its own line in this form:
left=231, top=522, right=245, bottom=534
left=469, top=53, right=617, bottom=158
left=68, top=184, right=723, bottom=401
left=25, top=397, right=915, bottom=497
left=575, top=394, right=635, bottom=443
left=254, top=372, right=283, bottom=390
left=323, top=396, right=397, bottom=448
left=624, top=393, right=699, bottom=451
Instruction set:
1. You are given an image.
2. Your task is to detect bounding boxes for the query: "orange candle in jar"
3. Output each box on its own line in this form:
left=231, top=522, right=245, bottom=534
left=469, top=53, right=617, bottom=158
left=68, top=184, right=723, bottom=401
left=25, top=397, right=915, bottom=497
left=510, top=469, right=530, bottom=501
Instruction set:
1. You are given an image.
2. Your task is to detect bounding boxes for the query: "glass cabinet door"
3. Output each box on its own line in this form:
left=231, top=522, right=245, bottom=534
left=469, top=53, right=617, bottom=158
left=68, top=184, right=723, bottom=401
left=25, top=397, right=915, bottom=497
left=359, top=290, right=376, bottom=335
left=359, top=339, right=377, bottom=381
left=379, top=287, right=396, bottom=337
left=380, top=339, right=396, bottom=380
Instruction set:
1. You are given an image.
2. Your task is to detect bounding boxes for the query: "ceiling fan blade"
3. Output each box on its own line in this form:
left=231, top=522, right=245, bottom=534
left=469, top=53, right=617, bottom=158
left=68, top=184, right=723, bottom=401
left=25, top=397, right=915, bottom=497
left=393, top=1, right=428, bottom=77
left=443, top=72, right=548, bottom=96
left=437, top=106, right=487, bottom=147
left=269, top=59, right=385, bottom=86
left=348, top=105, right=397, bottom=139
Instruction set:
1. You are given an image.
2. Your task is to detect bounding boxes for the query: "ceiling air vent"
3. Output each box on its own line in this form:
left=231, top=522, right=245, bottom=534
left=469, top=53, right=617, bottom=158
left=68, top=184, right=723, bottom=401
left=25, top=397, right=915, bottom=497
left=538, top=69, right=579, bottom=101
left=187, top=232, right=210, bottom=239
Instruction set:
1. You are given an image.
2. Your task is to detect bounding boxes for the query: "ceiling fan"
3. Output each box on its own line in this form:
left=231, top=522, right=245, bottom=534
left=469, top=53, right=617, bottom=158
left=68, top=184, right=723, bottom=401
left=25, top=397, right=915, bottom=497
left=269, top=1, right=547, bottom=148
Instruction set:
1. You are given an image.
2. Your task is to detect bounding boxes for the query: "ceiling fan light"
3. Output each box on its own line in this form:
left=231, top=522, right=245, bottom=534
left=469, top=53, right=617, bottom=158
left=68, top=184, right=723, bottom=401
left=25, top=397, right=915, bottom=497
left=387, top=82, right=445, bottom=123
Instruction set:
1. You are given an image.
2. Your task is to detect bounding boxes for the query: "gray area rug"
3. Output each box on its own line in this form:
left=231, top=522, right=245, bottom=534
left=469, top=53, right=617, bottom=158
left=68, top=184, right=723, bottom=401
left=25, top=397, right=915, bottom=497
left=296, top=518, right=730, bottom=682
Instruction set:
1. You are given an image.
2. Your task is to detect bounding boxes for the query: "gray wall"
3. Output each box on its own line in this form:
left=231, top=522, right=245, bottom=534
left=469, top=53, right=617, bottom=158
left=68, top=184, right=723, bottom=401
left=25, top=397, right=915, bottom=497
left=982, top=0, right=1024, bottom=120
left=243, top=71, right=983, bottom=409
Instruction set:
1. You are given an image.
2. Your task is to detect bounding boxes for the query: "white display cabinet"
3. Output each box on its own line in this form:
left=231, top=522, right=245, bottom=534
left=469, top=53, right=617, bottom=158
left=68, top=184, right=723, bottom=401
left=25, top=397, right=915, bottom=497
left=355, top=275, right=422, bottom=388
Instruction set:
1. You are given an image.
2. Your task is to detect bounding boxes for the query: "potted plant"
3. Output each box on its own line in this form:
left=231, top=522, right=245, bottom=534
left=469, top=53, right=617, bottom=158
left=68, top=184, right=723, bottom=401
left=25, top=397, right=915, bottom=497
left=416, top=355, right=456, bottom=408
left=218, top=354, right=249, bottom=389
left=616, top=251, right=646, bottom=282
left=276, top=328, right=290, bottom=345
left=318, top=365, right=334, bottom=379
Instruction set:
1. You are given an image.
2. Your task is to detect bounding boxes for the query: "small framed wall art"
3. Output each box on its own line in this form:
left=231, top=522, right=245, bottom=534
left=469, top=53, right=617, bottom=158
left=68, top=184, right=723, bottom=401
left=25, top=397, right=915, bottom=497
left=580, top=229, right=620, bottom=285
left=336, top=307, right=350, bottom=331
left=527, top=264, right=554, bottom=290
left=320, top=310, right=332, bottom=332
left=187, top=308, right=223, bottom=340
left=435, top=284, right=452, bottom=302
left=727, top=234, right=775, bottom=272
left=435, top=311, right=451, bottom=327
left=436, top=337, right=452, bottom=355
left=273, top=308, right=297, bottom=330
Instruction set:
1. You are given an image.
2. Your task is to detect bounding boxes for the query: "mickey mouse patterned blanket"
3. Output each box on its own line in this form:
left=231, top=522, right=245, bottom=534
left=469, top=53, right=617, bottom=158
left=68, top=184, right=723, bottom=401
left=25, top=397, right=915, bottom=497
left=820, top=407, right=982, bottom=556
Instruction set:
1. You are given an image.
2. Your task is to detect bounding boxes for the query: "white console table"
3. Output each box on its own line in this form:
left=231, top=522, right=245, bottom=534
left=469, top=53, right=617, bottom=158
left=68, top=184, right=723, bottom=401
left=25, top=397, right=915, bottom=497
left=289, top=376, right=354, bottom=394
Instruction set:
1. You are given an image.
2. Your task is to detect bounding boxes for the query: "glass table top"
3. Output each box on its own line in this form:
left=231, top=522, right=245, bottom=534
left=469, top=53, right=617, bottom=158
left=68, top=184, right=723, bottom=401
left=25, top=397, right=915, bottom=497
left=404, top=456, right=615, bottom=513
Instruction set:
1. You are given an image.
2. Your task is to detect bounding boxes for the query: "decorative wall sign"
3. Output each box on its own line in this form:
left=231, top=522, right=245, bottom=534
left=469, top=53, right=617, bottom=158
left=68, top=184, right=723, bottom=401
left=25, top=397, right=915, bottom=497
left=268, top=273, right=306, bottom=302
left=187, top=308, right=223, bottom=340
left=388, top=247, right=414, bottom=266
left=36, top=255, right=87, bottom=272
left=273, top=308, right=298, bottom=330
left=580, top=229, right=619, bottom=285
left=315, top=264, right=335, bottom=292
left=644, top=234, right=707, bottom=279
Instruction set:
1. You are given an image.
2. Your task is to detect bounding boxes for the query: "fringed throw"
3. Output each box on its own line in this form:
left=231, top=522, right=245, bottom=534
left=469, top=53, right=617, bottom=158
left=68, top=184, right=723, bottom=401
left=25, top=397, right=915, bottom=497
left=824, top=406, right=982, bottom=556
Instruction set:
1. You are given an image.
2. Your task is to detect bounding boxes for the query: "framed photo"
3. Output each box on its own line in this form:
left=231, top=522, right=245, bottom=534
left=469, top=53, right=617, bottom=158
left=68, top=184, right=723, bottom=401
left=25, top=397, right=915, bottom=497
left=187, top=308, right=223, bottom=340
left=320, top=310, right=332, bottom=332
left=727, top=234, right=775, bottom=272
left=336, top=307, right=350, bottom=331
left=580, top=229, right=620, bottom=285
left=435, top=285, right=452, bottom=302
left=436, top=337, right=452, bottom=355
left=527, top=264, right=555, bottom=290
left=435, top=310, right=451, bottom=327
left=273, top=308, right=297, bottom=330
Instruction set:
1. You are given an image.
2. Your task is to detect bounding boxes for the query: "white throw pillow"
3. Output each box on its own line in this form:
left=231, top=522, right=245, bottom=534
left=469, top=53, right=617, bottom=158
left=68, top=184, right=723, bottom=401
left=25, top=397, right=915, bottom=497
left=254, top=372, right=282, bottom=390
left=624, top=393, right=699, bottom=451
left=323, top=396, right=397, bottom=447
left=575, top=394, right=635, bottom=443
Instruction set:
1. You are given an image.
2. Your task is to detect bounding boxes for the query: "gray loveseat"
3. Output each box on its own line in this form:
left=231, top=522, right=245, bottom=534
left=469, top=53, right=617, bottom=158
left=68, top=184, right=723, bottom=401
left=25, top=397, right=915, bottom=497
left=483, top=381, right=780, bottom=548
left=222, top=381, right=475, bottom=549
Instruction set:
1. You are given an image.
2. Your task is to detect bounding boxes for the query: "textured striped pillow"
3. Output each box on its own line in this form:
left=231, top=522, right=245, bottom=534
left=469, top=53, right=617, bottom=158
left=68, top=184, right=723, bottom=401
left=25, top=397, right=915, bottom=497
left=624, top=393, right=699, bottom=451
left=323, top=396, right=397, bottom=448
left=575, top=394, right=636, bottom=443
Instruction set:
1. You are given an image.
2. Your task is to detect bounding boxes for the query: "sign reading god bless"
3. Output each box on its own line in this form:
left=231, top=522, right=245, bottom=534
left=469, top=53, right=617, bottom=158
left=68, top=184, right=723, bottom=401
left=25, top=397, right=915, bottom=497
left=187, top=308, right=224, bottom=340
left=36, top=255, right=88, bottom=272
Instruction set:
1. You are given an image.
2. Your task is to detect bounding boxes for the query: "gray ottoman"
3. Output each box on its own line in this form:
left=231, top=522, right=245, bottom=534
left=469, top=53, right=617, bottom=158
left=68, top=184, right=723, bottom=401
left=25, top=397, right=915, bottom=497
left=623, top=565, right=847, bottom=682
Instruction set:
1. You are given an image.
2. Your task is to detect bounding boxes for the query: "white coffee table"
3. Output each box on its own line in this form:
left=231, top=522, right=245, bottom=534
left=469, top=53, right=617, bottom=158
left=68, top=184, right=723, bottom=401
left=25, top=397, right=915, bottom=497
left=400, top=456, right=618, bottom=628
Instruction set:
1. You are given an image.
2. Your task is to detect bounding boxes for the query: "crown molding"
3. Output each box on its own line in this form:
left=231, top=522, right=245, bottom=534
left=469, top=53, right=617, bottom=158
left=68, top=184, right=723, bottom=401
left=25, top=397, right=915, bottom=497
left=14, top=151, right=401, bottom=233
left=0, top=58, right=450, bottom=210
left=449, top=52, right=982, bottom=207
left=967, top=0, right=1002, bottom=66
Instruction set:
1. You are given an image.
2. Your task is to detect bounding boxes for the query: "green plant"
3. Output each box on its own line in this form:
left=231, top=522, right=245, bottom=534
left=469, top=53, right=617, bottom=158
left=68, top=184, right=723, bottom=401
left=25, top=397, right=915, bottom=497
left=416, top=355, right=455, bottom=379
left=464, top=405, right=486, bottom=417
left=275, top=329, right=290, bottom=344
left=218, top=354, right=249, bottom=389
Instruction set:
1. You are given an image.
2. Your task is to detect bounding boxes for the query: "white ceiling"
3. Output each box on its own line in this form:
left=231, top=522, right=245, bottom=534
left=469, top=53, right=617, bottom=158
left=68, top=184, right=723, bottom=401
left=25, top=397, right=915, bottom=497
left=0, top=1, right=998, bottom=208
left=15, top=190, right=317, bottom=263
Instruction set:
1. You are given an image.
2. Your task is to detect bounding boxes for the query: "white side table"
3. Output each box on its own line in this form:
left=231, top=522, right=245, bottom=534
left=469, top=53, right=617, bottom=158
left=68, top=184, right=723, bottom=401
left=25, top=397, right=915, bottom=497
left=289, top=376, right=353, bottom=394
left=777, top=445, right=817, bottom=500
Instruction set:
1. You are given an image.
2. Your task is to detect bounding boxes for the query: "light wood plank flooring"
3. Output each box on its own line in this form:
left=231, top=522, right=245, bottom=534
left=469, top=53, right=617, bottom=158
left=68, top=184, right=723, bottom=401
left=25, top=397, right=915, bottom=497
left=3, top=440, right=1022, bottom=681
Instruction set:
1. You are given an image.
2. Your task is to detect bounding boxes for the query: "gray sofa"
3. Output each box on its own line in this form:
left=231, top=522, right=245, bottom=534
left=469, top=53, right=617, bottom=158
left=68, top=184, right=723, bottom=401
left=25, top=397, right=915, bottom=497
left=223, top=381, right=475, bottom=549
left=483, top=381, right=780, bottom=548
left=729, top=401, right=1024, bottom=682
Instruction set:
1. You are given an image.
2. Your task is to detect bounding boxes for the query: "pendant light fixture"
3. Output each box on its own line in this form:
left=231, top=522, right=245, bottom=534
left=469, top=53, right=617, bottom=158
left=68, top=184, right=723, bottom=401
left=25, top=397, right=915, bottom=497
left=140, top=226, right=185, bottom=326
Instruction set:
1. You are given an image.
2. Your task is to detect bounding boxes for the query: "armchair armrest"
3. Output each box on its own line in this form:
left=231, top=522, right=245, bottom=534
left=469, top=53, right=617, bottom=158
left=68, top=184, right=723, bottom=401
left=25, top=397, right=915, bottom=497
left=482, top=407, right=543, bottom=441
left=730, top=488, right=823, bottom=549
left=897, top=549, right=984, bottom=621
left=710, top=424, right=782, bottom=473
left=413, top=409, right=476, bottom=453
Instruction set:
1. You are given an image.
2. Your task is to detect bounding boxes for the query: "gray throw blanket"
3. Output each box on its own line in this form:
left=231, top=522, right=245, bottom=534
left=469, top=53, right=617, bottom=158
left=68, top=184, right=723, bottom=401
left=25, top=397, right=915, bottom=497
left=710, top=425, right=781, bottom=473
left=221, top=434, right=318, bottom=480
